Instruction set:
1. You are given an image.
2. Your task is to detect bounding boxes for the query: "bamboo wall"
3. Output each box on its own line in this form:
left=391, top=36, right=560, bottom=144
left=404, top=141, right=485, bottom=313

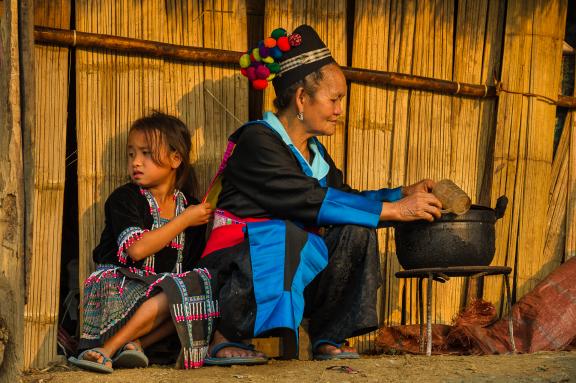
left=75, top=0, right=248, bottom=290
left=22, top=0, right=573, bottom=366
left=263, top=0, right=348, bottom=170
left=23, top=0, right=70, bottom=368
left=485, top=0, right=567, bottom=305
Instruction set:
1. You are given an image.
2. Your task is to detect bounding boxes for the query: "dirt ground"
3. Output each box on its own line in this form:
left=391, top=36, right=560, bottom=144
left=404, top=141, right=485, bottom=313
left=22, top=351, right=576, bottom=383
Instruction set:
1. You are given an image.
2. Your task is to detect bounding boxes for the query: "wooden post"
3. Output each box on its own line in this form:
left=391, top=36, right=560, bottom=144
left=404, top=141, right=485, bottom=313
left=0, top=0, right=28, bottom=380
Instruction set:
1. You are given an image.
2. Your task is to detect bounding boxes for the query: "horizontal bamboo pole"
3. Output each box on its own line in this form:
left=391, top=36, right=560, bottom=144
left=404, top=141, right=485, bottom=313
left=34, top=26, right=576, bottom=108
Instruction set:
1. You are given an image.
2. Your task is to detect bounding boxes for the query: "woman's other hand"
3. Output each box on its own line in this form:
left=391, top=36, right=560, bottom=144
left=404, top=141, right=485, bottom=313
left=183, top=202, right=213, bottom=226
left=381, top=192, right=442, bottom=222
left=402, top=179, right=435, bottom=196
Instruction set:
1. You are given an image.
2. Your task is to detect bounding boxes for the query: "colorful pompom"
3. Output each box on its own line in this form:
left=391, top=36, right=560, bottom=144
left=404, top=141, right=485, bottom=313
left=271, top=28, right=287, bottom=39
left=267, top=62, right=281, bottom=73
left=270, top=46, right=283, bottom=59
left=256, top=65, right=271, bottom=79
left=277, top=36, right=290, bottom=52
left=259, top=46, right=270, bottom=58
left=252, top=79, right=268, bottom=90
left=239, top=27, right=304, bottom=91
left=252, top=48, right=262, bottom=62
left=239, top=53, right=251, bottom=68
left=289, top=33, right=302, bottom=47
left=263, top=37, right=277, bottom=48
left=246, top=66, right=257, bottom=82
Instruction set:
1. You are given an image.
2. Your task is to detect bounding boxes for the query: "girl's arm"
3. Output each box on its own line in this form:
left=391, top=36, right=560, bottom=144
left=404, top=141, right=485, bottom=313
left=127, top=202, right=212, bottom=262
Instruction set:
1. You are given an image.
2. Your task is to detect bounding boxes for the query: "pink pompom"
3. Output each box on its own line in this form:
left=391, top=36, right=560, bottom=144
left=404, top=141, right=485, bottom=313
left=246, top=66, right=257, bottom=82
left=256, top=65, right=271, bottom=79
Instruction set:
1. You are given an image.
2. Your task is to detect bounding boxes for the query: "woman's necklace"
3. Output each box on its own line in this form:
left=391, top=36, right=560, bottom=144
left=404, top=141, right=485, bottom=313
left=140, top=187, right=187, bottom=274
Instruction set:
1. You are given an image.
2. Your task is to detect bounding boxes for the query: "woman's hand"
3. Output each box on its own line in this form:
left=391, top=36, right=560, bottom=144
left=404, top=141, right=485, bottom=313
left=402, top=179, right=436, bottom=196
left=381, top=192, right=442, bottom=222
left=183, top=202, right=213, bottom=226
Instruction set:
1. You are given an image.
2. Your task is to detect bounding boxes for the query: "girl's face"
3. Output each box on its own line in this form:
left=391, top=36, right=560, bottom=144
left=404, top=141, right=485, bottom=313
left=299, top=65, right=347, bottom=137
left=127, top=130, right=181, bottom=189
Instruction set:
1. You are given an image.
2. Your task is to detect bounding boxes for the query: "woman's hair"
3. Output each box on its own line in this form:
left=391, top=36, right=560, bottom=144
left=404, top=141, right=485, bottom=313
left=129, top=111, right=198, bottom=197
left=272, top=66, right=327, bottom=112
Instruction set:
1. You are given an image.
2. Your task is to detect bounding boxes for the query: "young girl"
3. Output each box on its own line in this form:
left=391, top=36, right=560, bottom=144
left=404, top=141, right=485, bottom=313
left=69, top=112, right=216, bottom=373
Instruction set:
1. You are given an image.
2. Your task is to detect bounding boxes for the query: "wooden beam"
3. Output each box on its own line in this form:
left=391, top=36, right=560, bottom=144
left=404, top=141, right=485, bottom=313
left=33, top=26, right=576, bottom=108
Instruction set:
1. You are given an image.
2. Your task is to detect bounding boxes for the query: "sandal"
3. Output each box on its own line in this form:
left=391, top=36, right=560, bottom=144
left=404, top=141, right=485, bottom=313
left=312, top=340, right=360, bottom=361
left=204, top=342, right=268, bottom=366
left=68, top=348, right=113, bottom=373
left=113, top=341, right=149, bottom=369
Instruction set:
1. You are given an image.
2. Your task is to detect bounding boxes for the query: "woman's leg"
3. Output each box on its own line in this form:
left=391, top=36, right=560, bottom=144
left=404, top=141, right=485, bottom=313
left=305, top=225, right=381, bottom=356
left=81, top=292, right=171, bottom=366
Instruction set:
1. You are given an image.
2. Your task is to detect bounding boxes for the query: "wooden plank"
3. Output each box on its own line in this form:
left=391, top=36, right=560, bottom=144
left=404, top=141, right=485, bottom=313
left=0, top=0, right=26, bottom=379
left=263, top=0, right=347, bottom=170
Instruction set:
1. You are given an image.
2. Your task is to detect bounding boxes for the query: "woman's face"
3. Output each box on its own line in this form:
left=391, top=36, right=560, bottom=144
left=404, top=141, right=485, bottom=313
left=301, top=64, right=347, bottom=137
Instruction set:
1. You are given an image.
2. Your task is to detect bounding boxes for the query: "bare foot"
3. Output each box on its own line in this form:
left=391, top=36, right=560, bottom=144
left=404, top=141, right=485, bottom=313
left=315, top=343, right=357, bottom=356
left=82, top=348, right=112, bottom=368
left=121, top=340, right=144, bottom=352
left=209, top=330, right=266, bottom=358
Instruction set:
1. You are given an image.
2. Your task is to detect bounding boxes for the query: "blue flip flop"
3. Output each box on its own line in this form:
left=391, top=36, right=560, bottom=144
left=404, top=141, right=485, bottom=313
left=312, top=340, right=360, bottom=361
left=204, top=342, right=268, bottom=366
left=113, top=341, right=149, bottom=369
left=68, top=348, right=114, bottom=373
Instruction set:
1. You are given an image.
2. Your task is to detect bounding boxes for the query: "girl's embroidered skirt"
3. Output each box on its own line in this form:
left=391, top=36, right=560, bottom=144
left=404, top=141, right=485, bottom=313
left=78, top=264, right=218, bottom=369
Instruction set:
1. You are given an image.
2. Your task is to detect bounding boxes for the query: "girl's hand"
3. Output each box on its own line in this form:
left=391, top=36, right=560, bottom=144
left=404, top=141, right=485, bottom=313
left=382, top=192, right=442, bottom=222
left=183, top=202, right=213, bottom=226
left=402, top=179, right=436, bottom=196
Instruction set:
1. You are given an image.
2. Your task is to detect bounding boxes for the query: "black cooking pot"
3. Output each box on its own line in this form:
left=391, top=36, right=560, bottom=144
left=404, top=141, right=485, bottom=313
left=394, top=196, right=508, bottom=269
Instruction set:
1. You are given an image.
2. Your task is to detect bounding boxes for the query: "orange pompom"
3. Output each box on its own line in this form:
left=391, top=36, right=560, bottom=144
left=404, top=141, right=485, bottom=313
left=252, top=79, right=268, bottom=90
left=277, top=36, right=291, bottom=52
left=263, top=37, right=277, bottom=48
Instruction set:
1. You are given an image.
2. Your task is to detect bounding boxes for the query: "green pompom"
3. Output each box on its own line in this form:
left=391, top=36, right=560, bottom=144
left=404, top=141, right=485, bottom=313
left=271, top=28, right=287, bottom=39
left=239, top=54, right=251, bottom=68
left=267, top=62, right=281, bottom=73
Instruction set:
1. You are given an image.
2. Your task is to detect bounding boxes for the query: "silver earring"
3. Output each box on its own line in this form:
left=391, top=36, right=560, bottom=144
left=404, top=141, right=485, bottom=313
left=297, top=112, right=304, bottom=121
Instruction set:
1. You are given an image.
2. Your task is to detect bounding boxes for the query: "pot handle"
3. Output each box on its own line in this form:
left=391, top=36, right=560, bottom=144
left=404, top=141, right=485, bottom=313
left=495, top=195, right=508, bottom=220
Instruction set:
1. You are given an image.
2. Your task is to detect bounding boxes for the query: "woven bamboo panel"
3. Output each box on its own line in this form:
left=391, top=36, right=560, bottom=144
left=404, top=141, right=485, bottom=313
left=543, top=113, right=571, bottom=266
left=23, top=0, right=70, bottom=369
left=346, top=2, right=506, bottom=354
left=76, top=0, right=247, bottom=287
left=566, top=58, right=576, bottom=261
left=263, top=0, right=347, bottom=170
left=485, top=0, right=567, bottom=303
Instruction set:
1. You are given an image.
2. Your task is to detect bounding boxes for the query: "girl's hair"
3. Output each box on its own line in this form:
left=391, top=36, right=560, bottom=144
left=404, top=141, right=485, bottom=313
left=272, top=64, right=332, bottom=112
left=129, top=111, right=198, bottom=197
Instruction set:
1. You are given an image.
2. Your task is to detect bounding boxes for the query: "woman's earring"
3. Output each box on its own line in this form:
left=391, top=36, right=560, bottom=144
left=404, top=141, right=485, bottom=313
left=297, top=111, right=304, bottom=121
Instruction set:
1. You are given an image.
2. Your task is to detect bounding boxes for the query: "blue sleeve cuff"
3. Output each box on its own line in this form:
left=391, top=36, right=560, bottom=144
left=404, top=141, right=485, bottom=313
left=317, top=188, right=382, bottom=228
left=361, top=187, right=403, bottom=202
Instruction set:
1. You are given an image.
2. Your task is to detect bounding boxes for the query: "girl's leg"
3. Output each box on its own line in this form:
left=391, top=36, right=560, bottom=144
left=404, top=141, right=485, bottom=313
left=140, top=318, right=175, bottom=349
left=82, top=292, right=171, bottom=366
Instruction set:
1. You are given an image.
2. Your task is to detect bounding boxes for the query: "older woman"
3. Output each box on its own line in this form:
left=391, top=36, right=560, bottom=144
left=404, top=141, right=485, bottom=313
left=199, top=24, right=442, bottom=365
